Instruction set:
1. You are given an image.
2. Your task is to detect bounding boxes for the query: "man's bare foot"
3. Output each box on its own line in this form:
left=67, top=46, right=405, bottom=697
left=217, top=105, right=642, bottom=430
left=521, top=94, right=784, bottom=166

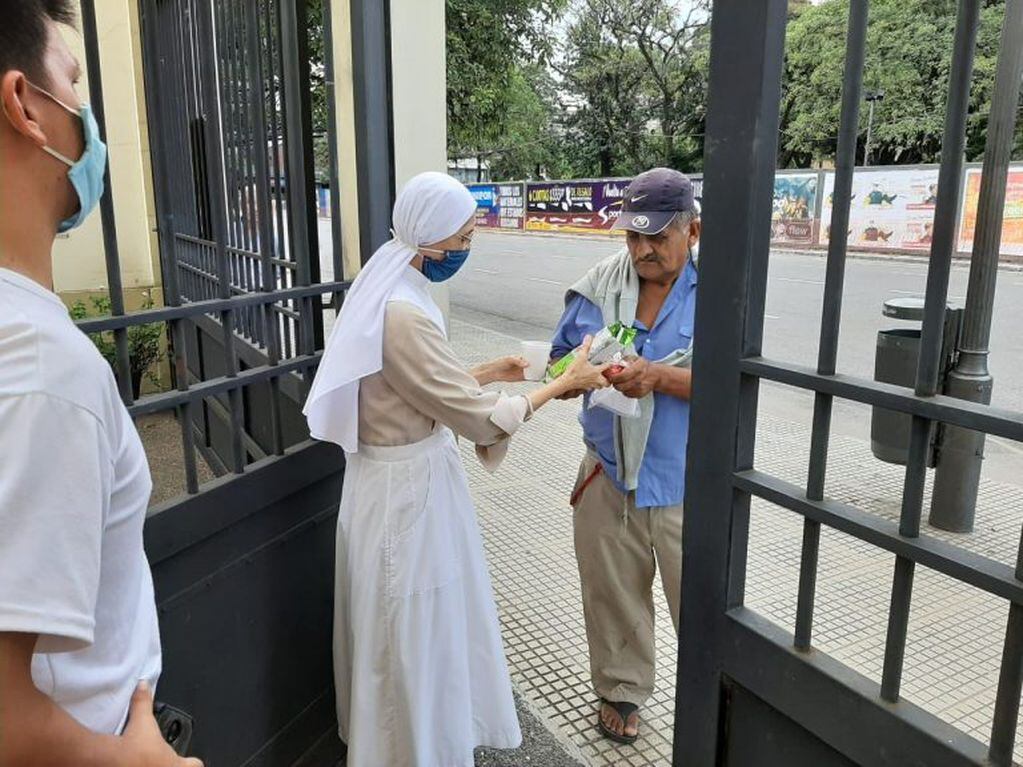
left=598, top=700, right=640, bottom=744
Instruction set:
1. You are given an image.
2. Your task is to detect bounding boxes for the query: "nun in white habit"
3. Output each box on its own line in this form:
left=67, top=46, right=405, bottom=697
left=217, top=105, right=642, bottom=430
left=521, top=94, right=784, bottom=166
left=303, top=171, right=610, bottom=767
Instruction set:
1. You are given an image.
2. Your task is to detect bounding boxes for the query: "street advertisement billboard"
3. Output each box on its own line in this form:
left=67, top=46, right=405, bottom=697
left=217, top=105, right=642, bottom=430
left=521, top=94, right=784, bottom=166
left=524, top=179, right=631, bottom=234
left=820, top=168, right=940, bottom=251
left=772, top=172, right=819, bottom=245
left=466, top=183, right=525, bottom=230
left=958, top=167, right=1023, bottom=257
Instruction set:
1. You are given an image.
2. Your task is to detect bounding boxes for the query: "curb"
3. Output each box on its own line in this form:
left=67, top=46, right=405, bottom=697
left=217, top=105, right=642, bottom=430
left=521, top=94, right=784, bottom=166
left=475, top=229, right=1023, bottom=271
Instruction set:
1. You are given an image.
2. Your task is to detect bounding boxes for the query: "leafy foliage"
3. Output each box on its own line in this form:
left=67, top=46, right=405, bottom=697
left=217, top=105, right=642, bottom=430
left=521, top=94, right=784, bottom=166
left=70, top=295, right=166, bottom=396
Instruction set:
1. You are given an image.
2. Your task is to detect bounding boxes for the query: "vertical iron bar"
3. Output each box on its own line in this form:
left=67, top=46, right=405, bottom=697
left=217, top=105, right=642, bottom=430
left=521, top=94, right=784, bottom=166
left=882, top=0, right=981, bottom=703
left=931, top=0, right=1023, bottom=533
left=990, top=602, right=1023, bottom=765
left=323, top=0, right=346, bottom=309
left=266, top=0, right=286, bottom=277
left=218, top=0, right=241, bottom=255
left=350, top=0, right=396, bottom=262
left=239, top=2, right=263, bottom=344
left=232, top=0, right=256, bottom=342
left=796, top=0, right=869, bottom=652
left=989, top=529, right=1023, bottom=764
left=271, top=0, right=295, bottom=355
left=280, top=0, right=322, bottom=364
left=673, top=1, right=789, bottom=763
left=245, top=0, right=285, bottom=456
left=218, top=0, right=242, bottom=334
left=913, top=0, right=981, bottom=395
left=139, top=0, right=200, bottom=494
left=196, top=0, right=246, bottom=474
left=880, top=555, right=916, bottom=702
left=80, top=0, right=133, bottom=405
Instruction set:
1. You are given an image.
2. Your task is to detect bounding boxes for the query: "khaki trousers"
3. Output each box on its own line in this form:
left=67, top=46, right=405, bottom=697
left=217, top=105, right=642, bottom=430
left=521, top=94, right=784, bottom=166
left=571, top=453, right=683, bottom=707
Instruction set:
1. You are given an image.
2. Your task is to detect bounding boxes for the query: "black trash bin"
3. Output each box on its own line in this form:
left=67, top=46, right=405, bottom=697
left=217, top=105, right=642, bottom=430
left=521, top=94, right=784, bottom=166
left=870, top=298, right=962, bottom=466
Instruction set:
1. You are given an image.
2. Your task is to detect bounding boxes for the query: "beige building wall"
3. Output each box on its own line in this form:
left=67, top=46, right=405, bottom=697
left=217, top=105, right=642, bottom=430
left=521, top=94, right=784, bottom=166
left=390, top=0, right=448, bottom=185
left=330, top=0, right=449, bottom=308
left=390, top=0, right=450, bottom=319
left=328, top=0, right=363, bottom=282
left=55, top=0, right=160, bottom=310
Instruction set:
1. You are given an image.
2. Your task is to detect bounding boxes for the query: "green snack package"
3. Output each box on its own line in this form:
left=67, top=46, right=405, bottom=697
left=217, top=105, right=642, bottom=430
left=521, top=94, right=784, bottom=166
left=546, top=322, right=638, bottom=380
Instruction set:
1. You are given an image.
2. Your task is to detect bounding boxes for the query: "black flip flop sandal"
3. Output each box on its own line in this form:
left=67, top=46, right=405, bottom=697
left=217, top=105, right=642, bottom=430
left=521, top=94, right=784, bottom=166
left=597, top=698, right=640, bottom=745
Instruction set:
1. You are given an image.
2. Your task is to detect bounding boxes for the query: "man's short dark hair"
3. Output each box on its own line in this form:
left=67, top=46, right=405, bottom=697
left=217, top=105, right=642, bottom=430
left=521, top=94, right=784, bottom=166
left=0, top=0, right=77, bottom=86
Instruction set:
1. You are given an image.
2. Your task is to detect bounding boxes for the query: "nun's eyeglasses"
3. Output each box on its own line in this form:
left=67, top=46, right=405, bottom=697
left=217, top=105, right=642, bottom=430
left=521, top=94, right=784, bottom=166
left=457, top=231, right=475, bottom=247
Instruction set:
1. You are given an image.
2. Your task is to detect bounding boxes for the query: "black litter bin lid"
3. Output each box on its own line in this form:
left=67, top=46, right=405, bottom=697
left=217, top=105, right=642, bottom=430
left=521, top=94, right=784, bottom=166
left=882, top=297, right=959, bottom=321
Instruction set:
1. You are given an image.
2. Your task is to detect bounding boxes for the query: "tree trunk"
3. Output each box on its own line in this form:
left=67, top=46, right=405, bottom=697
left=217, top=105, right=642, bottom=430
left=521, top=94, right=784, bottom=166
left=662, top=109, right=674, bottom=166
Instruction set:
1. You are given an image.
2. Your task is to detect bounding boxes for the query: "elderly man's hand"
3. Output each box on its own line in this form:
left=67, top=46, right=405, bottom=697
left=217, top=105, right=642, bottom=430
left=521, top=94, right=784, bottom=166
left=608, top=357, right=660, bottom=399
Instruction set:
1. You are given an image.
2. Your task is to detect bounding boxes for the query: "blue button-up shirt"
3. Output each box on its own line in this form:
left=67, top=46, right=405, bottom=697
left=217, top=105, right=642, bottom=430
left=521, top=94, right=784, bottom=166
left=551, top=259, right=697, bottom=508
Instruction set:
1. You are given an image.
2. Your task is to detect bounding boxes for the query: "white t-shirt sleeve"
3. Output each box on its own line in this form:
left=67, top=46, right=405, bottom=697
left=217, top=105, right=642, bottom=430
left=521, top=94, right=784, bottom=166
left=0, top=392, right=110, bottom=652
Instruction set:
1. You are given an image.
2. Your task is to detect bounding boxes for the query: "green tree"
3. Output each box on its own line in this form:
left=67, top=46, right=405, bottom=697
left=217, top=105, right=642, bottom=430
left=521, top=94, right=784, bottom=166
left=557, top=2, right=651, bottom=176
left=556, top=0, right=710, bottom=176
left=597, top=0, right=710, bottom=167
left=485, top=65, right=564, bottom=179
left=781, top=0, right=1015, bottom=168
left=446, top=0, right=566, bottom=175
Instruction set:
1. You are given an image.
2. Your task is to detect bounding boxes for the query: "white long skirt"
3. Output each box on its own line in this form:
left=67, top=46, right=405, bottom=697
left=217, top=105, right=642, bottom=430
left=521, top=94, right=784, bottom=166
left=334, top=428, right=522, bottom=767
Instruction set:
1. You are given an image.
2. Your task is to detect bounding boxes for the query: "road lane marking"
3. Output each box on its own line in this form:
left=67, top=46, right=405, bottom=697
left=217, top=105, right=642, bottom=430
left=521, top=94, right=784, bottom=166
left=775, top=277, right=825, bottom=286
left=527, top=277, right=564, bottom=286
left=990, top=436, right=1023, bottom=456
left=473, top=268, right=498, bottom=275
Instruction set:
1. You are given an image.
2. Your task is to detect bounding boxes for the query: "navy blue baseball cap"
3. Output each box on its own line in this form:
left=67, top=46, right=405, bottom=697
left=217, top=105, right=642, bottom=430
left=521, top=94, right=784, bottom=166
left=612, top=168, right=696, bottom=235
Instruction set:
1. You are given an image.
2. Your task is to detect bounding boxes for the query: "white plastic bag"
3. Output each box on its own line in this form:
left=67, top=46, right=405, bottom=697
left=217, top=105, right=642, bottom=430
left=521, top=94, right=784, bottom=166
left=589, top=387, right=640, bottom=418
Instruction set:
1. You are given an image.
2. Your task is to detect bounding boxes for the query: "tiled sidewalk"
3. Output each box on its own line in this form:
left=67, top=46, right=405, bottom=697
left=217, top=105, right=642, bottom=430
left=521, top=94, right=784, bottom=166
left=449, top=316, right=1023, bottom=766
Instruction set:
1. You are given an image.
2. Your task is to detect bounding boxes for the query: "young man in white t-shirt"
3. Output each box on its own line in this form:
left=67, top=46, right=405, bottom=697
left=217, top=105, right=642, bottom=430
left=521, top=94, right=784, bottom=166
left=0, top=3, right=201, bottom=765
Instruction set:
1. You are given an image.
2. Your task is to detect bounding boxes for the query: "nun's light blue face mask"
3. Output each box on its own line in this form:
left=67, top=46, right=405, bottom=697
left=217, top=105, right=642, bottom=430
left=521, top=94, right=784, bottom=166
left=25, top=81, right=108, bottom=233
left=418, top=229, right=474, bottom=283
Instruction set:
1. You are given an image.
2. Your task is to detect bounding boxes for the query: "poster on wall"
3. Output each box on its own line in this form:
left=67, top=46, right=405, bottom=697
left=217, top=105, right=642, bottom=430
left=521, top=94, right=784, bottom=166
left=466, top=183, right=525, bottom=230
left=820, top=168, right=940, bottom=251
left=958, top=167, right=1023, bottom=257
left=690, top=176, right=703, bottom=207
left=771, top=173, right=819, bottom=245
left=525, top=179, right=631, bottom=234
left=496, top=183, right=525, bottom=229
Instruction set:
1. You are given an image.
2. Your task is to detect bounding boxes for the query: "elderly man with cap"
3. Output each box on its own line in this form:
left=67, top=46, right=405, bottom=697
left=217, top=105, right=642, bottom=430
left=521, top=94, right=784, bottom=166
left=549, top=167, right=699, bottom=745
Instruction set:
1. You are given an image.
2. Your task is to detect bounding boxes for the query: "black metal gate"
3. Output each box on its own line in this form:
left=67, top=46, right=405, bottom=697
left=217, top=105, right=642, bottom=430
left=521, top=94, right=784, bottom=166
left=72, top=0, right=366, bottom=762
left=676, top=1, right=1023, bottom=765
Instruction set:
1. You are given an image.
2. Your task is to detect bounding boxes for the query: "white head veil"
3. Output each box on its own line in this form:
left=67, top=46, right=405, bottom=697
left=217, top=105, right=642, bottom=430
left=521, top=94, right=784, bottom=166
left=303, top=171, right=477, bottom=452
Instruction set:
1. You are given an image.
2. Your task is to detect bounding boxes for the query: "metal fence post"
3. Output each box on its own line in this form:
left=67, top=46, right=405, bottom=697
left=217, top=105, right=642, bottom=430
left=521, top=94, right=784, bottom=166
left=930, top=0, right=1023, bottom=533
left=350, top=0, right=395, bottom=261
left=80, top=0, right=133, bottom=405
left=674, top=1, right=789, bottom=763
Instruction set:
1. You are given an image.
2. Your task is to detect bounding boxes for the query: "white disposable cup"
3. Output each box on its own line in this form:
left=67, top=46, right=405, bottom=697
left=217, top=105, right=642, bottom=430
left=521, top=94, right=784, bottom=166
left=521, top=341, right=552, bottom=382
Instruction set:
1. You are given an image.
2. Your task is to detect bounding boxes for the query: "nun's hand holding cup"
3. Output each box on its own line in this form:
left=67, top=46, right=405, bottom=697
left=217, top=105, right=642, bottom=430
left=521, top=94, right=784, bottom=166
left=488, top=355, right=529, bottom=384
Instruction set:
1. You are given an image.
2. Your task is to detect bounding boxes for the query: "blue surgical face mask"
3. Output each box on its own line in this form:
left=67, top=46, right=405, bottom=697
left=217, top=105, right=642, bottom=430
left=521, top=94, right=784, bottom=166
left=420, top=247, right=470, bottom=283
left=28, top=81, right=108, bottom=233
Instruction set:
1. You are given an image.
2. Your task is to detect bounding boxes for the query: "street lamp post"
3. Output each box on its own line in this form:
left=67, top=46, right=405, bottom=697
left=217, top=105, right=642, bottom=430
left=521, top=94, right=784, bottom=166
left=864, top=90, right=885, bottom=166
left=929, top=0, right=1023, bottom=534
